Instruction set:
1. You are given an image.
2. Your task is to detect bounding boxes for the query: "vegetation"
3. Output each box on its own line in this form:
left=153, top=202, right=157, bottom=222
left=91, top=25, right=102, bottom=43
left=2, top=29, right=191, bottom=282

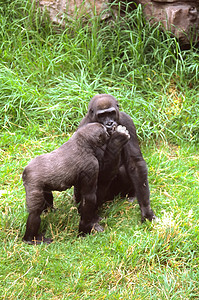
left=0, top=1, right=198, bottom=299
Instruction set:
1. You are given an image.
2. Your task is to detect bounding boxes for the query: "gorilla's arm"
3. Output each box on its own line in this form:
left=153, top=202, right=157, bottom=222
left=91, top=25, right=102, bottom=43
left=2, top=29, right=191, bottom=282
left=79, top=116, right=130, bottom=203
left=99, top=126, right=129, bottom=176
left=119, top=112, right=155, bottom=221
left=95, top=125, right=129, bottom=205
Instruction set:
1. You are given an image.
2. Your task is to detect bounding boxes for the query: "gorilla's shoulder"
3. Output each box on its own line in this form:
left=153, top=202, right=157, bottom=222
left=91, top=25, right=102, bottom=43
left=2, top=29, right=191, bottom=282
left=119, top=111, right=136, bottom=130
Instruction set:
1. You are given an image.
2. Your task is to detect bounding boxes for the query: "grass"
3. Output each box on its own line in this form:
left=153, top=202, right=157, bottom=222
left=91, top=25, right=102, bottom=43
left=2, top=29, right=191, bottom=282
left=0, top=1, right=198, bottom=141
left=0, top=0, right=198, bottom=299
left=1, top=139, right=198, bottom=299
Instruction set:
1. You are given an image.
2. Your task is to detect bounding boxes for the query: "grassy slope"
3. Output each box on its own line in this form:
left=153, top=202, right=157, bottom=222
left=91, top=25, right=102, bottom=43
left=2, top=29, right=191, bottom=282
left=0, top=1, right=198, bottom=299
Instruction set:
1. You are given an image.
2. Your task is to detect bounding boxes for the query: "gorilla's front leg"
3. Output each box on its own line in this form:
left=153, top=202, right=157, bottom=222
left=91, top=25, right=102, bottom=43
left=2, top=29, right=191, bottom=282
left=127, top=159, right=156, bottom=222
left=78, top=192, right=104, bottom=235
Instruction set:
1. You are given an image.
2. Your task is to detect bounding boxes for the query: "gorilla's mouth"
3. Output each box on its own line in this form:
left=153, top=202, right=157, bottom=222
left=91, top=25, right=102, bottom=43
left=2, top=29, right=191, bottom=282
left=105, top=123, right=117, bottom=134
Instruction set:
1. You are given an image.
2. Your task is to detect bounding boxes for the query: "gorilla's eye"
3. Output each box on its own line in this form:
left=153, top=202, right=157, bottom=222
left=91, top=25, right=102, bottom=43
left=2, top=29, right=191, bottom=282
left=97, top=112, right=106, bottom=120
left=90, top=108, right=94, bottom=115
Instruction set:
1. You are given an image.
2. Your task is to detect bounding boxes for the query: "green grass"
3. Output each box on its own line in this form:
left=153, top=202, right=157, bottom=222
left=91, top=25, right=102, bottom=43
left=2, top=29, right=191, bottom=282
left=1, top=138, right=198, bottom=299
left=0, top=1, right=199, bottom=299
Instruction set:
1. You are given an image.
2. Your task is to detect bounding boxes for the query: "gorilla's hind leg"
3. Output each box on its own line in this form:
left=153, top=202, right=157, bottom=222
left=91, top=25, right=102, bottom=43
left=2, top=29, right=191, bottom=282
left=43, top=191, right=55, bottom=212
left=23, top=210, right=52, bottom=245
left=23, top=186, right=53, bottom=244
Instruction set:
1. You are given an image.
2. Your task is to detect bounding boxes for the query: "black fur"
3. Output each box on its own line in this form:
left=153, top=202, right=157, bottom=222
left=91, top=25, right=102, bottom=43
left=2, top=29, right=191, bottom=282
left=22, top=123, right=109, bottom=244
left=75, top=94, right=156, bottom=228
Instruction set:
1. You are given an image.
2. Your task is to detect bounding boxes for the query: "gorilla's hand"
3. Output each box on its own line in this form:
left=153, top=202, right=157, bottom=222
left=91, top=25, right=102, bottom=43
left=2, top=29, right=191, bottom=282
left=109, top=125, right=130, bottom=149
left=116, top=125, right=130, bottom=138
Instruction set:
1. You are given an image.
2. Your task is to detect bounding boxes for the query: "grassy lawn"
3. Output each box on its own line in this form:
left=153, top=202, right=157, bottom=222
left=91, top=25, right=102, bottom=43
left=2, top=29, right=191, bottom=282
left=0, top=1, right=198, bottom=299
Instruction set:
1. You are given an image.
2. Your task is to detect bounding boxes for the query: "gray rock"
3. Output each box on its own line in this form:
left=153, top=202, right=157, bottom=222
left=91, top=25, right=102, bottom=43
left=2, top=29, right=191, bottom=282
left=35, top=0, right=199, bottom=45
left=138, top=0, right=199, bottom=44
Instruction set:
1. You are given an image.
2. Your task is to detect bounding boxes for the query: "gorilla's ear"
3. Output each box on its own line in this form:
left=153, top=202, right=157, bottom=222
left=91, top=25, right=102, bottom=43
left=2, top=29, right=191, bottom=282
left=89, top=108, right=94, bottom=116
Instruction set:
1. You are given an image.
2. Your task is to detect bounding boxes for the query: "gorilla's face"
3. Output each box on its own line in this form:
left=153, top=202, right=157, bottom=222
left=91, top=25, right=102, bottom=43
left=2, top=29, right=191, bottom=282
left=88, top=94, right=119, bottom=133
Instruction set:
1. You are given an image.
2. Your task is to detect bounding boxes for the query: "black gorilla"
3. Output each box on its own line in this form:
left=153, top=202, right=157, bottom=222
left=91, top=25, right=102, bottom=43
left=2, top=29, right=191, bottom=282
left=75, top=94, right=156, bottom=229
left=22, top=123, right=110, bottom=244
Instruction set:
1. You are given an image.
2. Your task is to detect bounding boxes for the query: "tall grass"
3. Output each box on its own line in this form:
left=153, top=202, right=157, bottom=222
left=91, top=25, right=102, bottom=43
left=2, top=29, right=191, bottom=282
left=0, top=0, right=198, bottom=143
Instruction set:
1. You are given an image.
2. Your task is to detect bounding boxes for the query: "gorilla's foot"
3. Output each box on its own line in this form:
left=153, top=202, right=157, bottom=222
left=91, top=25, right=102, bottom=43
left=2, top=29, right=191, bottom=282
left=128, top=196, right=136, bottom=203
left=141, top=205, right=156, bottom=222
left=92, top=222, right=104, bottom=233
left=78, top=218, right=104, bottom=236
left=22, top=234, right=52, bottom=245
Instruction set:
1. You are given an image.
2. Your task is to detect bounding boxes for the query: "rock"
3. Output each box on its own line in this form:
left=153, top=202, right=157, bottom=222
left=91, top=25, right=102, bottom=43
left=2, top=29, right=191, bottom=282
left=137, top=0, right=199, bottom=44
left=34, top=0, right=199, bottom=45
left=35, top=0, right=117, bottom=26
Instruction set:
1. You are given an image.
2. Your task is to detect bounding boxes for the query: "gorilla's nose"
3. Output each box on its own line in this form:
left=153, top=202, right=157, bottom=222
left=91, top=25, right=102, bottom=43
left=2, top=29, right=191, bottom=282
left=106, top=121, right=117, bottom=134
left=106, top=121, right=114, bottom=128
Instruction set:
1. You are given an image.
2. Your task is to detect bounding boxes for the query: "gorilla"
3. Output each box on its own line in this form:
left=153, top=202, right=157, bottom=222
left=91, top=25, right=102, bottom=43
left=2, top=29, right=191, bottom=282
left=22, top=123, right=111, bottom=244
left=75, top=94, right=156, bottom=230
